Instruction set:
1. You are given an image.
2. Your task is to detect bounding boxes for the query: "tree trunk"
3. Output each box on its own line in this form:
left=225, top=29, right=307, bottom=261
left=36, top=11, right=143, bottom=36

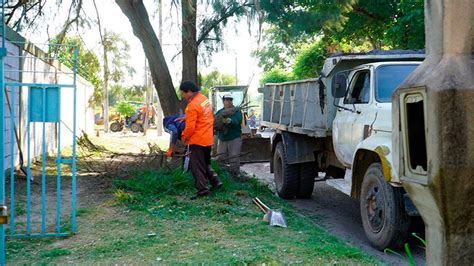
left=93, top=0, right=110, bottom=132
left=103, top=56, right=109, bottom=133
left=181, top=0, right=198, bottom=85
left=115, top=0, right=184, bottom=116
left=143, top=88, right=150, bottom=136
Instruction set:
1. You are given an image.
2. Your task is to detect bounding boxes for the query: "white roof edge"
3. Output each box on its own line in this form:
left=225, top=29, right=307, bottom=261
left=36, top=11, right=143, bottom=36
left=322, top=53, right=425, bottom=77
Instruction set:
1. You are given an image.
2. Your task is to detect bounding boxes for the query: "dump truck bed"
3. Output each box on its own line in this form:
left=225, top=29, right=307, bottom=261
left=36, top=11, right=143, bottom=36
left=261, top=78, right=333, bottom=138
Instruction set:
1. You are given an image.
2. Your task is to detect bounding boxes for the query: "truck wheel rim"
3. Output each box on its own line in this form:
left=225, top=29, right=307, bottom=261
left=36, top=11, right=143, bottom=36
left=365, top=184, right=384, bottom=233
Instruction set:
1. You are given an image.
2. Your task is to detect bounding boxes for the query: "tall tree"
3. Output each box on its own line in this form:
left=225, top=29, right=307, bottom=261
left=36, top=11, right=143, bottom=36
left=115, top=0, right=183, bottom=116
left=256, top=0, right=425, bottom=84
left=49, top=36, right=102, bottom=106
left=182, top=0, right=198, bottom=84
left=93, top=0, right=110, bottom=132
left=257, top=0, right=424, bottom=50
left=94, top=0, right=134, bottom=132
left=115, top=0, right=254, bottom=115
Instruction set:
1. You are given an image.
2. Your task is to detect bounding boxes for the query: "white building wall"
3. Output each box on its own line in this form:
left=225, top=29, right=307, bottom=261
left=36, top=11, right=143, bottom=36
left=2, top=28, right=95, bottom=171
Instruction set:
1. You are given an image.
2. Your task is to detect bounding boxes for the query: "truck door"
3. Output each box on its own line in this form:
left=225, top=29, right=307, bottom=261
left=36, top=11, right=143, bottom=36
left=333, top=68, right=373, bottom=167
left=347, top=69, right=377, bottom=155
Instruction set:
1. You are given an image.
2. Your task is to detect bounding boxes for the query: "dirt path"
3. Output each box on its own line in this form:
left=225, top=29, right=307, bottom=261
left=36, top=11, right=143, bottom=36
left=6, top=173, right=112, bottom=235
left=242, top=162, right=426, bottom=265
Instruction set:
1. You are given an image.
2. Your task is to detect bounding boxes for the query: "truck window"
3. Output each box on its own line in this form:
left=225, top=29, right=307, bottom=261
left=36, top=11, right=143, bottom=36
left=375, top=64, right=419, bottom=102
left=344, top=71, right=370, bottom=104
left=213, top=90, right=245, bottom=112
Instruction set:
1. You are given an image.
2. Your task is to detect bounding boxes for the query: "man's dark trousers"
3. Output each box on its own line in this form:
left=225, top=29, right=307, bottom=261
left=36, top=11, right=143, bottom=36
left=189, top=145, right=221, bottom=195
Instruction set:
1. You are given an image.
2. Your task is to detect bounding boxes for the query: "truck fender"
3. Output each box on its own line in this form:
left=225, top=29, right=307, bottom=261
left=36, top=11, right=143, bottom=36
left=350, top=135, right=400, bottom=199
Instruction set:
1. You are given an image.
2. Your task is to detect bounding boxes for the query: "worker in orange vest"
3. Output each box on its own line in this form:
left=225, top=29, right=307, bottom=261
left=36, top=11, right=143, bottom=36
left=179, top=80, right=222, bottom=200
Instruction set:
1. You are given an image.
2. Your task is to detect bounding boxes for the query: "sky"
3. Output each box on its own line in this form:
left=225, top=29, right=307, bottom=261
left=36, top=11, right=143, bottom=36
left=21, top=0, right=263, bottom=96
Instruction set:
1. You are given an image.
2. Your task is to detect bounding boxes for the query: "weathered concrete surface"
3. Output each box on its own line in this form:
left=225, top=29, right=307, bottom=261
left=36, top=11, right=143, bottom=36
left=393, top=0, right=474, bottom=264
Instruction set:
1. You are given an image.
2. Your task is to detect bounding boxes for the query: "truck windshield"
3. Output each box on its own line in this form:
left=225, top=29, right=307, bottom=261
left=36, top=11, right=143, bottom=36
left=375, top=64, right=419, bottom=102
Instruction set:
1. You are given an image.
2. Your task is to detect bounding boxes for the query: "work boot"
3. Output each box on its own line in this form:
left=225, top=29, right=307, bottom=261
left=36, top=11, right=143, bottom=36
left=212, top=182, right=223, bottom=190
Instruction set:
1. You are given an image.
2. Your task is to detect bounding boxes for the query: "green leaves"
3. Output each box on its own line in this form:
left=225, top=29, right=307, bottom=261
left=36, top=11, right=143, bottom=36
left=200, top=70, right=236, bottom=96
left=259, top=68, right=293, bottom=86
left=49, top=36, right=103, bottom=106
left=293, top=41, right=328, bottom=79
left=115, top=101, right=137, bottom=117
left=257, top=0, right=425, bottom=85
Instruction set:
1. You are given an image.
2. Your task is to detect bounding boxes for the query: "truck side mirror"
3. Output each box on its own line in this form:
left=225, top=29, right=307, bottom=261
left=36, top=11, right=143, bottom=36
left=331, top=73, right=348, bottom=98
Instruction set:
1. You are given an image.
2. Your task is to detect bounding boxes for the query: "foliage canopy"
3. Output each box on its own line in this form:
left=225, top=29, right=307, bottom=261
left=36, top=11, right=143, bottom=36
left=115, top=101, right=137, bottom=117
left=199, top=70, right=236, bottom=96
left=256, top=0, right=425, bottom=84
left=49, top=36, right=102, bottom=106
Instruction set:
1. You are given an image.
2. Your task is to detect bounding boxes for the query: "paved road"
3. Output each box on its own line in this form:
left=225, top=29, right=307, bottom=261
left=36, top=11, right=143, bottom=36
left=242, top=162, right=426, bottom=265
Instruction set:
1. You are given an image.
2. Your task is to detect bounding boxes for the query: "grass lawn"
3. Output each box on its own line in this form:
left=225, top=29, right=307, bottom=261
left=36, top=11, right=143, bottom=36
left=6, top=134, right=379, bottom=264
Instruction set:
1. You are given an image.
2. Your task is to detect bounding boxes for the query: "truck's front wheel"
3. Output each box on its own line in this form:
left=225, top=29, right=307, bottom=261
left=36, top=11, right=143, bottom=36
left=360, top=163, right=410, bottom=250
left=273, top=142, right=299, bottom=199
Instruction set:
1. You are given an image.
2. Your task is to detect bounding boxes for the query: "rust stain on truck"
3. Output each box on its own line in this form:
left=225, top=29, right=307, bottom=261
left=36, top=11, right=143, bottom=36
left=374, top=145, right=392, bottom=182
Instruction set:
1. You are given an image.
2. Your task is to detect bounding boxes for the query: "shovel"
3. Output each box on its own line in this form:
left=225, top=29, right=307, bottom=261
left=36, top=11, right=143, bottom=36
left=183, top=145, right=191, bottom=172
left=252, top=197, right=287, bottom=228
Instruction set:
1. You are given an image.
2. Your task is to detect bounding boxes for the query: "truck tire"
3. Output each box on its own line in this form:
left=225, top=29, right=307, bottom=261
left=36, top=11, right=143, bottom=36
left=297, top=162, right=316, bottom=198
left=360, top=162, right=410, bottom=250
left=130, top=123, right=141, bottom=133
left=109, top=121, right=122, bottom=132
left=273, top=142, right=299, bottom=199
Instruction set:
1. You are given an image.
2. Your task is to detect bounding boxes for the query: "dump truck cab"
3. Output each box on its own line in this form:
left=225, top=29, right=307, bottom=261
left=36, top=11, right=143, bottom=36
left=261, top=51, right=425, bottom=250
left=332, top=62, right=421, bottom=185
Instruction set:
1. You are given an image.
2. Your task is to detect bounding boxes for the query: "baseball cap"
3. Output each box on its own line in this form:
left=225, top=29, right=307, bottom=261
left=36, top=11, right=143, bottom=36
left=222, top=94, right=233, bottom=100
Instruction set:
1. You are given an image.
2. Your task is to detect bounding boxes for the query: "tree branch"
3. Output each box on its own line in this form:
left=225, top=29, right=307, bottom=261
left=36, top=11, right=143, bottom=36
left=351, top=6, right=382, bottom=21
left=196, top=1, right=253, bottom=47
left=56, top=0, right=83, bottom=45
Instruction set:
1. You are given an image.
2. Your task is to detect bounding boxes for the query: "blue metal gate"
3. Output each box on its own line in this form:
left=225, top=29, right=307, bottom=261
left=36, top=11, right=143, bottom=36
left=0, top=2, right=78, bottom=264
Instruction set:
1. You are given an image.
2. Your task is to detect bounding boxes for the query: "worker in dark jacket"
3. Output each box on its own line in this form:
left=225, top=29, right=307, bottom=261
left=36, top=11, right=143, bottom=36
left=163, top=115, right=185, bottom=158
left=215, top=94, right=242, bottom=176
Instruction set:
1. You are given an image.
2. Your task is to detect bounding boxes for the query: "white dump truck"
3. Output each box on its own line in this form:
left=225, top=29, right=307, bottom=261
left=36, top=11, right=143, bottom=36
left=261, top=51, right=424, bottom=250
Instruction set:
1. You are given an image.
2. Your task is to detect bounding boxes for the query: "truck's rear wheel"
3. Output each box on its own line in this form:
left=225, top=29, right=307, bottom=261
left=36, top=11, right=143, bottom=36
left=110, top=121, right=122, bottom=132
left=360, top=162, right=410, bottom=250
left=297, top=162, right=316, bottom=198
left=130, top=123, right=141, bottom=133
left=273, top=142, right=299, bottom=199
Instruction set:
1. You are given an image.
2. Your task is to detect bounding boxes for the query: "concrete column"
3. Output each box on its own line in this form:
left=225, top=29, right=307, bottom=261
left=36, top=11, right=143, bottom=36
left=393, top=0, right=473, bottom=264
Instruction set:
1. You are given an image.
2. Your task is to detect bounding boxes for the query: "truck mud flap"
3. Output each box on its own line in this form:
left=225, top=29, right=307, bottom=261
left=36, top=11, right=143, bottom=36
left=282, top=131, right=322, bottom=164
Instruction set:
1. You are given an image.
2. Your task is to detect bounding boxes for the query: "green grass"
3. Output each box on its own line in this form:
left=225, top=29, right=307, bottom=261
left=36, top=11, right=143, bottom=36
left=107, top=164, right=378, bottom=264
left=40, top=248, right=71, bottom=258
left=6, top=164, right=378, bottom=264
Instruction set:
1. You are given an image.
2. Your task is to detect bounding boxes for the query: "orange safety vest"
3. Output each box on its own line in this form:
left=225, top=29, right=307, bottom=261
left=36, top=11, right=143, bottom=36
left=181, top=92, right=214, bottom=146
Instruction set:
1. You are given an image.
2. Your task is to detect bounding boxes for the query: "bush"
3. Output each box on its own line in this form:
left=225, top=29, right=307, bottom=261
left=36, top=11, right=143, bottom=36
left=259, top=67, right=294, bottom=86
left=115, top=101, right=136, bottom=117
left=292, top=41, right=328, bottom=79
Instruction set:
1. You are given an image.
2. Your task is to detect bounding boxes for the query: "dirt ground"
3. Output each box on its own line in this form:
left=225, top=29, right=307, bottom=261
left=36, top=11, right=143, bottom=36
left=6, top=129, right=423, bottom=264
left=242, top=162, right=426, bottom=265
left=6, top=129, right=380, bottom=264
left=5, top=129, right=169, bottom=236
